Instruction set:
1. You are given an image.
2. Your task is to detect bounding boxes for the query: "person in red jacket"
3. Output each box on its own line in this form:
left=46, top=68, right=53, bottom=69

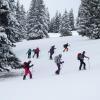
left=23, top=60, right=33, bottom=80
left=33, top=47, right=40, bottom=58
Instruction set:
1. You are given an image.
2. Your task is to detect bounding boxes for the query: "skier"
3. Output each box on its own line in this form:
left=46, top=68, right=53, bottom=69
left=77, top=51, right=89, bottom=70
left=49, top=45, right=56, bottom=60
left=33, top=47, right=40, bottom=58
left=63, top=43, right=69, bottom=52
left=22, top=60, right=33, bottom=80
left=26, top=48, right=32, bottom=58
left=54, top=54, right=64, bottom=75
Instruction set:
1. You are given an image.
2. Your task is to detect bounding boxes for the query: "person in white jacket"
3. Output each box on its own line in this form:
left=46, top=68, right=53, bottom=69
left=54, top=54, right=64, bottom=75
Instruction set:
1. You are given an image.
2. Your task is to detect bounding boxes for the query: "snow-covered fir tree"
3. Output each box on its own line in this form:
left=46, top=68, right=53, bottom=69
left=27, top=0, right=49, bottom=40
left=69, top=9, right=75, bottom=31
left=5, top=0, right=24, bottom=42
left=53, top=11, right=61, bottom=33
left=20, top=5, right=27, bottom=38
left=49, top=17, right=55, bottom=33
left=15, top=0, right=27, bottom=39
left=59, top=10, right=72, bottom=36
left=54, top=11, right=62, bottom=33
left=0, top=0, right=9, bottom=27
left=45, top=7, right=50, bottom=34
left=0, top=0, right=21, bottom=72
left=0, top=29, right=21, bottom=71
left=49, top=11, right=62, bottom=33
left=77, top=0, right=100, bottom=39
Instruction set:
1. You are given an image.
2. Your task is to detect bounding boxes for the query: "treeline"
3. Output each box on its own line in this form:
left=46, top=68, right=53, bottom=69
left=0, top=0, right=22, bottom=71
left=77, top=0, right=100, bottom=39
left=0, top=0, right=100, bottom=72
left=49, top=9, right=75, bottom=36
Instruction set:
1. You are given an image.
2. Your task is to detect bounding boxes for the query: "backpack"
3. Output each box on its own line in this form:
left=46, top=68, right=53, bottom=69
left=54, top=56, right=59, bottom=63
left=63, top=44, right=68, bottom=48
left=77, top=53, right=82, bottom=60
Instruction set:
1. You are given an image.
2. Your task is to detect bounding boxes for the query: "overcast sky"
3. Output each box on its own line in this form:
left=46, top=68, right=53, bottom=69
left=18, top=0, right=81, bottom=18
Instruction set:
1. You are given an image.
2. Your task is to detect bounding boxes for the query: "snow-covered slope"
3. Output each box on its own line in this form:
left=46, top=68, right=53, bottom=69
left=0, top=31, right=100, bottom=100
left=48, top=33, right=61, bottom=37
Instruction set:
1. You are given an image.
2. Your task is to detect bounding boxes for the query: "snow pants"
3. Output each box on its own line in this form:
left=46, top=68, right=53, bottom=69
left=23, top=68, right=32, bottom=80
left=33, top=53, right=39, bottom=58
left=55, top=63, right=61, bottom=75
left=28, top=53, right=31, bottom=58
left=63, top=48, right=68, bottom=52
left=50, top=53, right=54, bottom=60
left=79, top=59, right=86, bottom=70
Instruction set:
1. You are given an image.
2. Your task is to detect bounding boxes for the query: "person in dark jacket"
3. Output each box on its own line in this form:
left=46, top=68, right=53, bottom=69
left=49, top=45, right=56, bottom=60
left=22, top=60, right=33, bottom=80
left=63, top=43, right=69, bottom=52
left=78, top=51, right=89, bottom=70
left=54, top=54, right=64, bottom=75
left=33, top=47, right=40, bottom=58
left=26, top=48, right=32, bottom=58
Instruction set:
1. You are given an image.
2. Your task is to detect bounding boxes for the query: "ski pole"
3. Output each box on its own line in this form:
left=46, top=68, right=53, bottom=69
left=30, top=64, right=34, bottom=74
left=88, top=59, right=90, bottom=70
left=31, top=66, right=33, bottom=73
left=61, top=61, right=64, bottom=68
left=61, top=63, right=63, bottom=68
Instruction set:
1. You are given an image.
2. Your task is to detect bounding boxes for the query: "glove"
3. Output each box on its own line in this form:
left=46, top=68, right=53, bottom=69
left=62, top=61, right=64, bottom=63
left=31, top=64, right=34, bottom=67
left=29, top=64, right=34, bottom=68
left=87, top=57, right=90, bottom=60
left=61, top=61, right=64, bottom=64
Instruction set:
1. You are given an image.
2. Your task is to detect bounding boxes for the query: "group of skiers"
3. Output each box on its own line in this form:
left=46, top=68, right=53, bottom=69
left=22, top=43, right=90, bottom=80
left=48, top=43, right=69, bottom=60
left=26, top=47, right=40, bottom=59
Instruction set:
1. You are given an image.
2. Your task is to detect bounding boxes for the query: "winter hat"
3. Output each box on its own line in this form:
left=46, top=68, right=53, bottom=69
left=59, top=54, right=62, bottom=58
left=24, top=62, right=27, bottom=65
left=28, top=60, right=31, bottom=63
left=83, top=51, right=85, bottom=54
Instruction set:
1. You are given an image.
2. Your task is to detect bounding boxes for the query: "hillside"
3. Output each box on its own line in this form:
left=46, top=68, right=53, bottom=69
left=0, top=31, right=100, bottom=100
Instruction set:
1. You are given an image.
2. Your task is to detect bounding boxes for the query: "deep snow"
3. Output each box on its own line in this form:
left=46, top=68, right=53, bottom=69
left=0, top=31, right=100, bottom=100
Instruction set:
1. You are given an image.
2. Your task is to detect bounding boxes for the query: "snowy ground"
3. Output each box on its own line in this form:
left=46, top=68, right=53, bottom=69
left=0, top=31, right=100, bottom=100
left=48, top=33, right=61, bottom=37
